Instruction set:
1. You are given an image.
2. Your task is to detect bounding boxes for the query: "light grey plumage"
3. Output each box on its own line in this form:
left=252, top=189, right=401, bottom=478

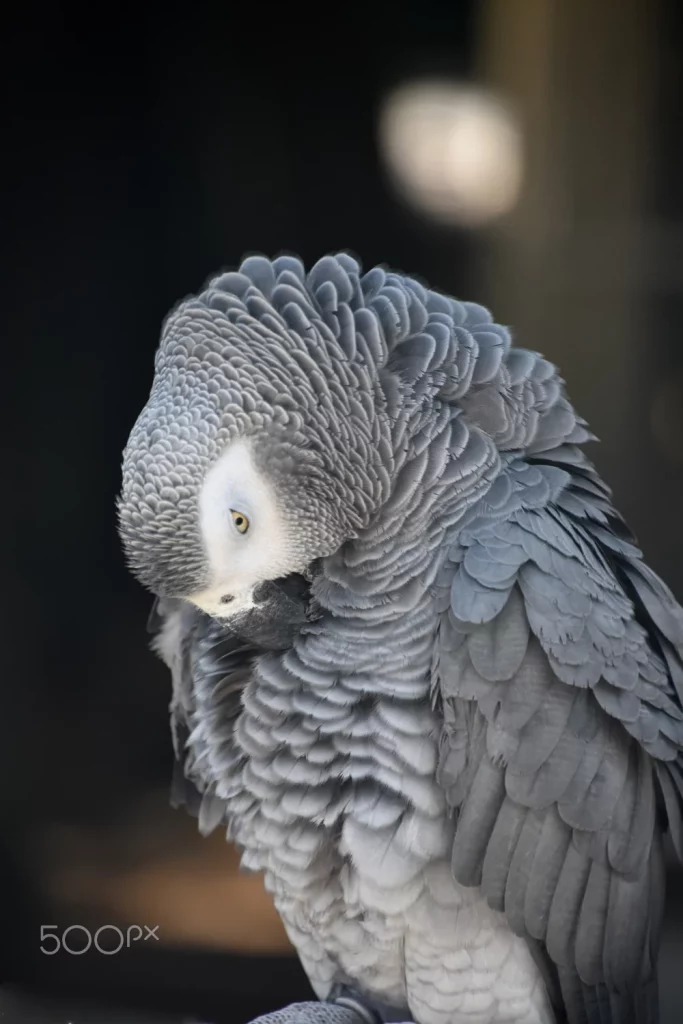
left=119, top=253, right=683, bottom=1024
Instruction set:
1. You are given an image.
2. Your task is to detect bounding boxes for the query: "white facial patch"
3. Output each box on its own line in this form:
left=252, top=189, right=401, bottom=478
left=188, top=440, right=299, bottom=620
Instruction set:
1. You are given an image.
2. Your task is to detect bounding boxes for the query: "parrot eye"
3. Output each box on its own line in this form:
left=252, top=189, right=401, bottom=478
left=230, top=509, right=250, bottom=534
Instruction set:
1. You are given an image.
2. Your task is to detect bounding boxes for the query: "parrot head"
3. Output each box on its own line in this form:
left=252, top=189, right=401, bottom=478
left=118, top=255, right=391, bottom=621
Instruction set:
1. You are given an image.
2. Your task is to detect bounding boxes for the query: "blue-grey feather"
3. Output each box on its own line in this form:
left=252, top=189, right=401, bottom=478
left=545, top=843, right=592, bottom=968
left=481, top=797, right=528, bottom=911
left=574, top=859, right=610, bottom=986
left=524, top=809, right=572, bottom=942
left=504, top=808, right=546, bottom=934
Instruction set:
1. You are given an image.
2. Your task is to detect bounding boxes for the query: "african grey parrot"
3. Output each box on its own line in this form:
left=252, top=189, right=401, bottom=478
left=118, top=253, right=683, bottom=1024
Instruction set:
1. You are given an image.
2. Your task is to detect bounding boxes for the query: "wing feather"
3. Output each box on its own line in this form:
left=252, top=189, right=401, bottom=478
left=436, top=451, right=683, bottom=1022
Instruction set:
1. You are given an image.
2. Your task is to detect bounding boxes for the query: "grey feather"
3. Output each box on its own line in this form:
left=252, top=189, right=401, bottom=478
left=524, top=808, right=572, bottom=941
left=450, top=754, right=506, bottom=886
left=545, top=843, right=592, bottom=968
left=504, top=808, right=545, bottom=934
left=574, top=860, right=610, bottom=986
left=467, top=586, right=530, bottom=681
left=481, top=796, right=528, bottom=911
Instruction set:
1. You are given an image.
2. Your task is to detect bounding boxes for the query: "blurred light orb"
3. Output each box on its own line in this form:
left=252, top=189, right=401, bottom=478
left=379, top=80, right=523, bottom=227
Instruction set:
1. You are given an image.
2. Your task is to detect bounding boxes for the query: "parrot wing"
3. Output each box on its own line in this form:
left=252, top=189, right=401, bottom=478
left=436, top=443, right=683, bottom=1023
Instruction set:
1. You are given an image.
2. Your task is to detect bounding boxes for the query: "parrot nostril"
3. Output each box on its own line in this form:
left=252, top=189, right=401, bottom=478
left=220, top=594, right=234, bottom=605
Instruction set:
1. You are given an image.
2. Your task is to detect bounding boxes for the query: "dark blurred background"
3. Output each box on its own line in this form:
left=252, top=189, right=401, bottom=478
left=3, top=0, right=683, bottom=1021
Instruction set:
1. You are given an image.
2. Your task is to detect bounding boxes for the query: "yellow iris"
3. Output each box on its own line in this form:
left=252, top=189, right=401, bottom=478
left=230, top=510, right=249, bottom=534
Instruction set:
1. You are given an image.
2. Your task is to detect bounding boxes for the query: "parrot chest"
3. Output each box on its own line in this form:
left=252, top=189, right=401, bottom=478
left=228, top=688, right=553, bottom=1024
left=252, top=803, right=553, bottom=1024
